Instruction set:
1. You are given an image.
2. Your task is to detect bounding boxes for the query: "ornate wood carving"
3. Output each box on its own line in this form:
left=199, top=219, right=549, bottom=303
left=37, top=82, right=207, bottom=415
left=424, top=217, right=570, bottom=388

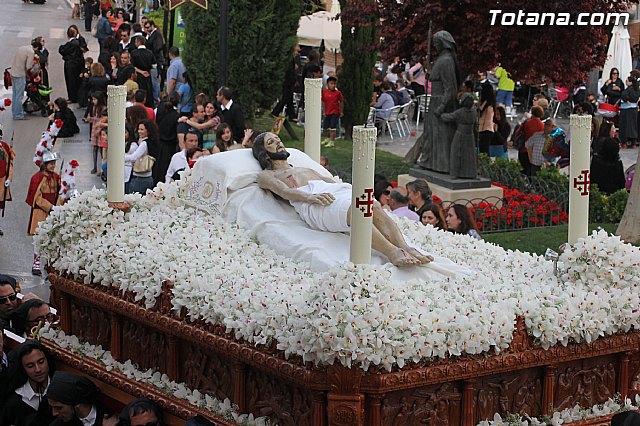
left=509, top=316, right=532, bottom=353
left=475, top=369, right=542, bottom=422
left=619, top=352, right=630, bottom=399
left=627, top=352, right=640, bottom=398
left=110, top=314, right=122, bottom=360
left=39, top=337, right=239, bottom=425
left=380, top=382, right=462, bottom=426
left=365, top=394, right=382, bottom=426
left=555, top=358, right=616, bottom=411
left=462, top=380, right=475, bottom=426
left=70, top=300, right=111, bottom=349
left=181, top=342, right=233, bottom=402
left=312, top=391, right=326, bottom=426
left=48, top=272, right=640, bottom=425
left=121, top=320, right=167, bottom=372
left=542, top=365, right=557, bottom=416
left=245, top=368, right=313, bottom=426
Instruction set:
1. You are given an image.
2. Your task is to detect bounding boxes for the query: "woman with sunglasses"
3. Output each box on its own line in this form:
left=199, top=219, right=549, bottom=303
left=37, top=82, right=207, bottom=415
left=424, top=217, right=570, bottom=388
left=601, top=68, right=624, bottom=106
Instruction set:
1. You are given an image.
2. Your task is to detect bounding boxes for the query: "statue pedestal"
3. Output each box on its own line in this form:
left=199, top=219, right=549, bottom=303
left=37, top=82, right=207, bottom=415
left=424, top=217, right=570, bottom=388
left=408, top=167, right=492, bottom=190
left=398, top=173, right=504, bottom=205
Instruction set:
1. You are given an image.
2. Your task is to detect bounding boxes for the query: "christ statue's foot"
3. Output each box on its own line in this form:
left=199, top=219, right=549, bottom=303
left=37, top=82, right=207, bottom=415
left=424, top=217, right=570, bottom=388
left=405, top=247, right=433, bottom=264
left=389, top=248, right=421, bottom=267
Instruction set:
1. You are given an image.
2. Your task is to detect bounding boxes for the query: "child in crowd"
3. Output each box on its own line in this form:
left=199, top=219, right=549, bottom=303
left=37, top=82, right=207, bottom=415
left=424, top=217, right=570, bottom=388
left=178, top=72, right=194, bottom=116
left=186, top=147, right=206, bottom=168
left=215, top=123, right=233, bottom=152
left=99, top=128, right=108, bottom=182
left=321, top=76, right=343, bottom=147
left=88, top=92, right=108, bottom=174
left=49, top=98, right=79, bottom=138
left=77, top=57, right=93, bottom=109
left=27, top=152, right=61, bottom=275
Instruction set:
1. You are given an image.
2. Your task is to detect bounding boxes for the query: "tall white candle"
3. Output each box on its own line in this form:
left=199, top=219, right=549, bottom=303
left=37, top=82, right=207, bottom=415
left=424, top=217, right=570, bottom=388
left=106, top=85, right=127, bottom=203
left=568, top=114, right=591, bottom=245
left=304, top=78, right=322, bottom=163
left=350, top=125, right=377, bottom=264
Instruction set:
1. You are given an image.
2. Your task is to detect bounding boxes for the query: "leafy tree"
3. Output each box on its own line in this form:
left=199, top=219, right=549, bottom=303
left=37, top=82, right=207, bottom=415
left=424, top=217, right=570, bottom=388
left=369, top=0, right=633, bottom=83
left=339, top=0, right=377, bottom=138
left=182, top=0, right=304, bottom=120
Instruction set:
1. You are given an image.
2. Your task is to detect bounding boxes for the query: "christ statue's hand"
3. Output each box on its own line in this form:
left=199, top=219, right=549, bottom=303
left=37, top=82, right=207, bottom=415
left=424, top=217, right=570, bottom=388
left=307, top=193, right=335, bottom=205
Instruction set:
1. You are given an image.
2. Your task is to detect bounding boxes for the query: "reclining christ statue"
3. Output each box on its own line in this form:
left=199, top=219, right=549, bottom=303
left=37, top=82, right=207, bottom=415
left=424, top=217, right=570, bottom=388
left=252, top=132, right=433, bottom=267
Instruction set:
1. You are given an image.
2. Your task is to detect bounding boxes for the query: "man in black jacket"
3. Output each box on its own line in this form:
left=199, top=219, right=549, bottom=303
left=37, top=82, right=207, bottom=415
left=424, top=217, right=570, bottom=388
left=145, top=20, right=164, bottom=104
left=216, top=86, right=246, bottom=144
left=58, top=27, right=84, bottom=103
left=130, top=36, right=156, bottom=108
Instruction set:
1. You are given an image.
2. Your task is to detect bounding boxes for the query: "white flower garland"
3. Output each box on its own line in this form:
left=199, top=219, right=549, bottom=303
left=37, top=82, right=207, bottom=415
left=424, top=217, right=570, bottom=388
left=39, top=325, right=270, bottom=426
left=477, top=395, right=640, bottom=425
left=34, top=178, right=640, bottom=371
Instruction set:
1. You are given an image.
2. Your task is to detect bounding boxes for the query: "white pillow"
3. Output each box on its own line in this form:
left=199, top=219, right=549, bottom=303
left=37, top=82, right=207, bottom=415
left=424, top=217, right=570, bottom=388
left=187, top=148, right=332, bottom=211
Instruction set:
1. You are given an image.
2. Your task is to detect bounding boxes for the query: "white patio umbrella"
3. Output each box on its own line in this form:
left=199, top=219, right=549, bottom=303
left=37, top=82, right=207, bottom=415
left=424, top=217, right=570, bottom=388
left=600, top=23, right=633, bottom=100
left=296, top=4, right=342, bottom=52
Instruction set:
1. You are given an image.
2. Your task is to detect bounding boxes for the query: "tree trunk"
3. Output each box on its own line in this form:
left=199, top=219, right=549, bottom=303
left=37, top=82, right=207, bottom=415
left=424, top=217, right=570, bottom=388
left=616, top=150, right=640, bottom=243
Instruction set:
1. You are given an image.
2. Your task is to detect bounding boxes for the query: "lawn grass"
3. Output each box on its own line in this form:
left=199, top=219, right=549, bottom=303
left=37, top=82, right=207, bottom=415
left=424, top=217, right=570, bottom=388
left=483, top=223, right=620, bottom=255
left=251, top=114, right=410, bottom=182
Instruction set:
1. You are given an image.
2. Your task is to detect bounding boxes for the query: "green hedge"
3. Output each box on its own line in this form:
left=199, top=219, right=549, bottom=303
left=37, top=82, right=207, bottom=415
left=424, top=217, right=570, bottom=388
left=589, top=185, right=629, bottom=224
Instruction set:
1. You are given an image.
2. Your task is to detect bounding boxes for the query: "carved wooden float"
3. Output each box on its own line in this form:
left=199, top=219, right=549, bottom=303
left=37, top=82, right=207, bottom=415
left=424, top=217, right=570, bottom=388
left=48, top=271, right=640, bottom=426
left=39, top=339, right=235, bottom=425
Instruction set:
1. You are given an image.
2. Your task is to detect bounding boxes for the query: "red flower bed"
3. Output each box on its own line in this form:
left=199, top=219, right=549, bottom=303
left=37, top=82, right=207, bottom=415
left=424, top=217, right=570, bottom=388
left=449, top=183, right=568, bottom=232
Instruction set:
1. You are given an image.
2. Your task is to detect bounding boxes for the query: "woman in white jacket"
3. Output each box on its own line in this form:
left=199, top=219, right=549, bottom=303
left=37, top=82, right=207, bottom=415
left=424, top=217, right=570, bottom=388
left=123, top=123, right=138, bottom=194
left=125, top=120, right=158, bottom=194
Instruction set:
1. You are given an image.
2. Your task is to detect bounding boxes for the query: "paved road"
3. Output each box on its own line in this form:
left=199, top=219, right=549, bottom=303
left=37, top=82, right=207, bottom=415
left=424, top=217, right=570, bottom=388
left=0, top=0, right=102, bottom=298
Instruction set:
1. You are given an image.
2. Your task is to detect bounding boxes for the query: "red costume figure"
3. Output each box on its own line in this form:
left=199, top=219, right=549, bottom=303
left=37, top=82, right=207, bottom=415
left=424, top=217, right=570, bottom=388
left=26, top=151, right=61, bottom=275
left=0, top=139, right=15, bottom=212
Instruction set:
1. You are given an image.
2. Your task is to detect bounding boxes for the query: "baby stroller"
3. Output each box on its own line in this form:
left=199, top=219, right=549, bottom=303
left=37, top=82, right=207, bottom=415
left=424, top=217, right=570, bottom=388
left=23, top=73, right=52, bottom=117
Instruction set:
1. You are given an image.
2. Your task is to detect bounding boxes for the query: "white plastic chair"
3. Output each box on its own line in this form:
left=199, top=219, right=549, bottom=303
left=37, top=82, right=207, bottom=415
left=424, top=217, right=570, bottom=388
left=415, top=94, right=431, bottom=127
left=397, top=102, right=413, bottom=136
left=376, top=105, right=404, bottom=140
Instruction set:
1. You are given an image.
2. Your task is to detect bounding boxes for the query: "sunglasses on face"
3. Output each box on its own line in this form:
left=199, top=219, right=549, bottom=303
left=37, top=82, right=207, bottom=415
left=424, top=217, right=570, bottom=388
left=26, top=313, right=57, bottom=324
left=0, top=293, right=17, bottom=304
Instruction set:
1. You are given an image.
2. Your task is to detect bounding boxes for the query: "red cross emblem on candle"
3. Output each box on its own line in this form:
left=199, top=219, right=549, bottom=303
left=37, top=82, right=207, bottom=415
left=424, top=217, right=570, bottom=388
left=573, top=169, right=590, bottom=196
left=355, top=188, right=374, bottom=217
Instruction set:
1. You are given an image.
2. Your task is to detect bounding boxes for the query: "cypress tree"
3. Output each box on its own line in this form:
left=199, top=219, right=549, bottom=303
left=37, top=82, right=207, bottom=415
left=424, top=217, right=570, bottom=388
left=181, top=0, right=304, bottom=119
left=338, top=0, right=377, bottom=139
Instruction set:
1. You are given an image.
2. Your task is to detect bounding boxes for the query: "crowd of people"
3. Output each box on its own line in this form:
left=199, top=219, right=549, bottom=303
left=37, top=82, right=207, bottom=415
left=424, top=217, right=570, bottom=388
left=0, top=274, right=214, bottom=425
left=373, top=176, right=482, bottom=241
left=512, top=88, right=627, bottom=195
left=10, top=9, right=255, bottom=191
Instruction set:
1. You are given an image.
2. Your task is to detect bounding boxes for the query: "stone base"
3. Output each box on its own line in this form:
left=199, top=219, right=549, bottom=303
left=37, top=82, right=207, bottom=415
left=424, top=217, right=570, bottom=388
left=398, top=174, right=504, bottom=204
left=408, top=167, right=493, bottom=190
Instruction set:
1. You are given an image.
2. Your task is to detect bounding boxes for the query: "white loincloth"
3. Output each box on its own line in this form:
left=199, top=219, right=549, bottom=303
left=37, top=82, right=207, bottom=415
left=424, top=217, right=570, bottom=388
left=289, top=180, right=352, bottom=233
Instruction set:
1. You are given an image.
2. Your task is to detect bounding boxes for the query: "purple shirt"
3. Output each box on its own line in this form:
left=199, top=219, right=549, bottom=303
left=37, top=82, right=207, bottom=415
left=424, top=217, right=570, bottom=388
left=391, top=206, right=419, bottom=221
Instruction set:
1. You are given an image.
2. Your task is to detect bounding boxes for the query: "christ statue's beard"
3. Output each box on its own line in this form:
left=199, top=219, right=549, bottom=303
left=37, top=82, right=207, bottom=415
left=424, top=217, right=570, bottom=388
left=267, top=149, right=290, bottom=162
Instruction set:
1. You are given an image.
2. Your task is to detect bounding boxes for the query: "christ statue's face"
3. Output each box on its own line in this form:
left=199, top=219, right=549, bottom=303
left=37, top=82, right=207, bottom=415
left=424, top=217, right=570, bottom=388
left=264, top=133, right=290, bottom=162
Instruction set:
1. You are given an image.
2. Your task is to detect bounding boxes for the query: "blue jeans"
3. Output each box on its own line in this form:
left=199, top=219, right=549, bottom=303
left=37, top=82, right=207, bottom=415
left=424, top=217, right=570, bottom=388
left=150, top=68, right=160, bottom=103
left=128, top=176, right=154, bottom=194
left=11, top=76, right=25, bottom=119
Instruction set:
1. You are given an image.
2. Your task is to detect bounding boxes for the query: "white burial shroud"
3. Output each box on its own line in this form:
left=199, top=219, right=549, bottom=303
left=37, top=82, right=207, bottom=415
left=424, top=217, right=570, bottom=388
left=181, top=149, right=473, bottom=281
